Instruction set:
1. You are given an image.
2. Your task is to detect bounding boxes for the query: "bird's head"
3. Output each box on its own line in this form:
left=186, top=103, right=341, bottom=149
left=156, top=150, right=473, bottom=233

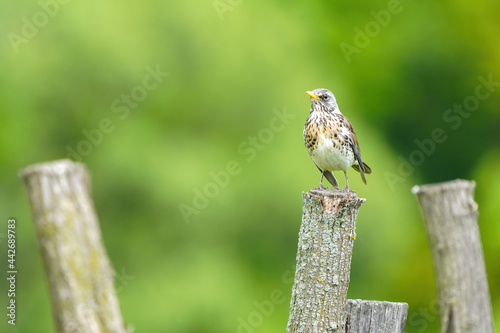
left=306, top=88, right=338, bottom=112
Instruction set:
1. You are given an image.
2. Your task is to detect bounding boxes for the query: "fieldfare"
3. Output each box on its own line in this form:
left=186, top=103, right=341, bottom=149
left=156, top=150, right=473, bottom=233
left=303, top=88, right=372, bottom=190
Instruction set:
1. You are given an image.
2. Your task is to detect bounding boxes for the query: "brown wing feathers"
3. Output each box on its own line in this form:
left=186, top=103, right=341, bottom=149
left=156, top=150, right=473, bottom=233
left=344, top=116, right=372, bottom=184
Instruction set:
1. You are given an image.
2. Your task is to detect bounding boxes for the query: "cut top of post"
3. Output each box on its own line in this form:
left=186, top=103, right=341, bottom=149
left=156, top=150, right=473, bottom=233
left=19, top=159, right=87, bottom=178
left=411, top=178, right=476, bottom=195
left=307, top=188, right=366, bottom=212
left=412, top=179, right=478, bottom=219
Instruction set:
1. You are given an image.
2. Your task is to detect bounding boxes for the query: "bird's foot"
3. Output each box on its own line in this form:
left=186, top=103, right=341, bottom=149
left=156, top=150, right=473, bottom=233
left=342, top=186, right=356, bottom=193
left=313, top=185, right=341, bottom=191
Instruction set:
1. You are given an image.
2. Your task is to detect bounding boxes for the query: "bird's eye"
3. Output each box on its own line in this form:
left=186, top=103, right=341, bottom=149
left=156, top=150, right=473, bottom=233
left=322, top=95, right=328, bottom=100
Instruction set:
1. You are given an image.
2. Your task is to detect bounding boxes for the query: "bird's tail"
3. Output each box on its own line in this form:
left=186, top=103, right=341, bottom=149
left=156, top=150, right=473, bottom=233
left=352, top=162, right=372, bottom=185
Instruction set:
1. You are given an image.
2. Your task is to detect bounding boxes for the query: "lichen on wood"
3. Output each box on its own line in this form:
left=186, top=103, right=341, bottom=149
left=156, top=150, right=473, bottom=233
left=20, top=159, right=130, bottom=333
left=413, top=179, right=494, bottom=333
left=287, top=188, right=365, bottom=332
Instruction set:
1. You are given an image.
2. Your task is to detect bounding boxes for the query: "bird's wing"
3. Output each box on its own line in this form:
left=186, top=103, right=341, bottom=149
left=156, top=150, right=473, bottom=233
left=343, top=116, right=372, bottom=184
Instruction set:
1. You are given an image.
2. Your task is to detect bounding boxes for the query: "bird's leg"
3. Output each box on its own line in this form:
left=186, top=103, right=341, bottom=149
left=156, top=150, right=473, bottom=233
left=319, top=171, right=325, bottom=189
left=343, top=170, right=350, bottom=191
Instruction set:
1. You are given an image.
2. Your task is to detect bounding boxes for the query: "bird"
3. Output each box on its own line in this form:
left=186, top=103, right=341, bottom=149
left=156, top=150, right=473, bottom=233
left=303, top=88, right=372, bottom=191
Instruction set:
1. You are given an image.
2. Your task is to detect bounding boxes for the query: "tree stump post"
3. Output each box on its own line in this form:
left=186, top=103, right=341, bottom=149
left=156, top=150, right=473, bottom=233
left=412, top=179, right=494, bottom=333
left=287, top=188, right=365, bottom=332
left=19, top=159, right=130, bottom=333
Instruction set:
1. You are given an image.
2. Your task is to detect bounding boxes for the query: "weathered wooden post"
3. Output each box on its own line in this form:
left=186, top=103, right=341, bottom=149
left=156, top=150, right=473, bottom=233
left=412, top=179, right=494, bottom=333
left=344, top=299, right=408, bottom=333
left=287, top=188, right=409, bottom=332
left=20, top=160, right=130, bottom=333
left=287, top=188, right=363, bottom=332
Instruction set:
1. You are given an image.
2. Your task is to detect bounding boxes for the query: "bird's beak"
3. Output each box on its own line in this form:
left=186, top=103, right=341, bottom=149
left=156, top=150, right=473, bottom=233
left=306, top=91, right=319, bottom=99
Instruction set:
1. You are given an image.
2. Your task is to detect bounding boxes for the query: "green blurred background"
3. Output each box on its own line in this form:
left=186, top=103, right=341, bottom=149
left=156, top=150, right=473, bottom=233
left=1, top=0, right=499, bottom=332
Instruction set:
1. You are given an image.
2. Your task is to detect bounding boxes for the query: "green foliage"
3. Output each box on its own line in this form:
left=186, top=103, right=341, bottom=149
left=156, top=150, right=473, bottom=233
left=1, top=0, right=499, bottom=332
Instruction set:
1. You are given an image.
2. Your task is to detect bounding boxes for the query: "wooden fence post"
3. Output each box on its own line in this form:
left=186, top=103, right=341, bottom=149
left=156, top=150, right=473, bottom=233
left=19, top=159, right=130, bottom=333
left=412, top=179, right=494, bottom=333
left=344, top=299, right=408, bottom=333
left=287, top=188, right=365, bottom=332
left=287, top=188, right=409, bottom=332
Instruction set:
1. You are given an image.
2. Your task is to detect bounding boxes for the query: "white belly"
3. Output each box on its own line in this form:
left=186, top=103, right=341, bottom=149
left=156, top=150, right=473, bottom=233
left=310, top=138, right=354, bottom=171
